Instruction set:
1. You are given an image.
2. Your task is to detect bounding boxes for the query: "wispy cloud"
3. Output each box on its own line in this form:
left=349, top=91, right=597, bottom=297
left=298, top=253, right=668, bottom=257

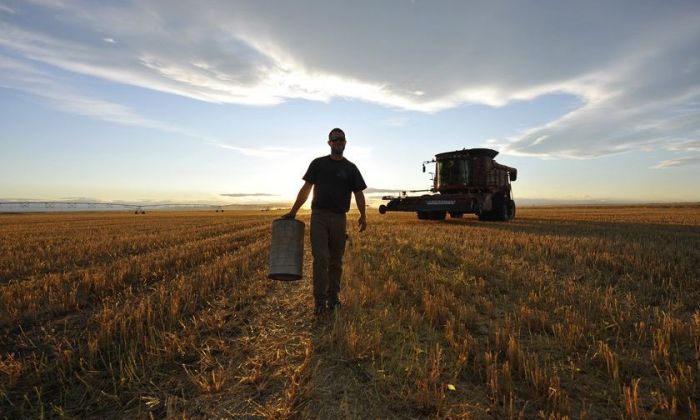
left=0, top=55, right=178, bottom=131
left=220, top=193, right=278, bottom=197
left=59, top=196, right=101, bottom=201
left=0, top=54, right=299, bottom=158
left=212, top=143, right=301, bottom=157
left=652, top=156, right=700, bottom=169
left=1, top=1, right=699, bottom=163
left=0, top=4, right=15, bottom=14
left=667, top=140, right=700, bottom=153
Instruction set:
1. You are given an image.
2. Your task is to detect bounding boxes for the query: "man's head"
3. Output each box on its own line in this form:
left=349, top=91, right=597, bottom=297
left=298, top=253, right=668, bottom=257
left=328, top=127, right=346, bottom=157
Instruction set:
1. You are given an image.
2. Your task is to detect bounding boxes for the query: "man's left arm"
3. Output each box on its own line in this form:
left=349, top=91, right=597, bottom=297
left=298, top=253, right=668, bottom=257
left=354, top=189, right=367, bottom=232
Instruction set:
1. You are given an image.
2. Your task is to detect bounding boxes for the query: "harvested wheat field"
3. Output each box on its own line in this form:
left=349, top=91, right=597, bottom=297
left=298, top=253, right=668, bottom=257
left=0, top=205, right=698, bottom=418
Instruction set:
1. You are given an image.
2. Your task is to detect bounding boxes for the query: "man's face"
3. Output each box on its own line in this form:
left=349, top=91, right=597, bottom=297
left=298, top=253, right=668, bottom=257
left=328, top=136, right=346, bottom=154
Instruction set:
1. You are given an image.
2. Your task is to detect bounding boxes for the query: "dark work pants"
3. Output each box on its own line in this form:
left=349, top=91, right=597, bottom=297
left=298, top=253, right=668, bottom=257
left=310, top=209, right=347, bottom=305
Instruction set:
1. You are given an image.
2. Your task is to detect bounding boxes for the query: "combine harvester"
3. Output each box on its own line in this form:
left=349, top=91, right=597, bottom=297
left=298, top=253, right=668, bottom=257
left=378, top=148, right=517, bottom=221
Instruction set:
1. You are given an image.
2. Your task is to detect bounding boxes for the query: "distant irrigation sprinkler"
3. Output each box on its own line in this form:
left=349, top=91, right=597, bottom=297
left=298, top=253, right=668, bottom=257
left=0, top=200, right=237, bottom=213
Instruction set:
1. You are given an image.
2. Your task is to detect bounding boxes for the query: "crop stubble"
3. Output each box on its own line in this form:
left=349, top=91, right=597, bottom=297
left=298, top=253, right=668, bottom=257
left=0, top=206, right=698, bottom=418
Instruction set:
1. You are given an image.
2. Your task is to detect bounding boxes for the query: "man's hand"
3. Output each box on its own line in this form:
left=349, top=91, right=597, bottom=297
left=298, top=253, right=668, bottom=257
left=358, top=215, right=367, bottom=232
left=353, top=190, right=367, bottom=232
left=281, top=211, right=296, bottom=219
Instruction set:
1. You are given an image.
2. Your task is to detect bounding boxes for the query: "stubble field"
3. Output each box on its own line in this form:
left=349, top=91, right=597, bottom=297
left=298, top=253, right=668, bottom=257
left=0, top=205, right=698, bottom=418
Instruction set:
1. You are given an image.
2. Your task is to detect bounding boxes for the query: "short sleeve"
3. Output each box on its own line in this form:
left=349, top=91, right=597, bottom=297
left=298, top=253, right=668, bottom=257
left=351, top=164, right=367, bottom=192
left=302, top=159, right=318, bottom=183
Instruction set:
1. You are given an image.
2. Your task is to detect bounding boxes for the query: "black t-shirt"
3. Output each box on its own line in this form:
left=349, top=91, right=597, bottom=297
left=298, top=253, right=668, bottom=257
left=303, top=156, right=367, bottom=213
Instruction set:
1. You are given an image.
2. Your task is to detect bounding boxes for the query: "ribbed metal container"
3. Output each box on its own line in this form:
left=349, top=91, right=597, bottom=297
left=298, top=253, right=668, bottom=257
left=268, top=218, right=305, bottom=281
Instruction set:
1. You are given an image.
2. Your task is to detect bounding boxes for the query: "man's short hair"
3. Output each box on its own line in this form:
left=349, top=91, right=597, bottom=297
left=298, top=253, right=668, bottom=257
left=328, top=128, right=345, bottom=140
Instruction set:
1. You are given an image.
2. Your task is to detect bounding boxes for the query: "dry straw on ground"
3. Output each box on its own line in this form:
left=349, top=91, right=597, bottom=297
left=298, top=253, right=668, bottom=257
left=0, top=205, right=698, bottom=418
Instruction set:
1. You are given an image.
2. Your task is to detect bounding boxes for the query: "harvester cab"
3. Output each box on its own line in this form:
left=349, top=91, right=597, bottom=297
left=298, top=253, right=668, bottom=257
left=378, top=148, right=517, bottom=221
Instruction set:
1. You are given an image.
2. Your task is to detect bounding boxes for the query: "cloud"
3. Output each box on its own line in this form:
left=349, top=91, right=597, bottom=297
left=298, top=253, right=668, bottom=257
left=58, top=196, right=102, bottom=201
left=0, top=55, right=300, bottom=158
left=1, top=0, right=699, bottom=162
left=497, top=30, right=700, bottom=159
left=0, top=55, right=180, bottom=131
left=0, top=4, right=15, bottom=14
left=213, top=143, right=301, bottom=158
left=220, top=193, right=278, bottom=197
left=652, top=156, right=700, bottom=169
left=667, top=140, right=700, bottom=153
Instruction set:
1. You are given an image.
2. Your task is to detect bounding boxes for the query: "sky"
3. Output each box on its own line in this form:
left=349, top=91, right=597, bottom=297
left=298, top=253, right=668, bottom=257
left=1, top=0, right=699, bottom=206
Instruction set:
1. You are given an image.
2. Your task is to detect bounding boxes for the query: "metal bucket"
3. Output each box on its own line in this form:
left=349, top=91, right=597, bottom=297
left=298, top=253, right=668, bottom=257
left=268, top=218, right=305, bottom=281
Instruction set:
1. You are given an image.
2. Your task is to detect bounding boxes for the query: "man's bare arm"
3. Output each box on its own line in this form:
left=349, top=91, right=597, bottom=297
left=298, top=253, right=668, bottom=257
left=354, top=190, right=367, bottom=232
left=282, top=182, right=313, bottom=218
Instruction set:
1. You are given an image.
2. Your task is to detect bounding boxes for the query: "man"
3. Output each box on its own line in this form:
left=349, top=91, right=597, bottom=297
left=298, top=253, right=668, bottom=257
left=282, top=128, right=367, bottom=315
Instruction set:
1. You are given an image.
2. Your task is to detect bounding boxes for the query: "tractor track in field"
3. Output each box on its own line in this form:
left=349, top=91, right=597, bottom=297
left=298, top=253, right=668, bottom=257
left=165, top=242, right=316, bottom=418
left=0, top=234, right=269, bottom=342
left=0, top=223, right=270, bottom=327
left=0, top=219, right=267, bottom=284
left=168, top=226, right=385, bottom=419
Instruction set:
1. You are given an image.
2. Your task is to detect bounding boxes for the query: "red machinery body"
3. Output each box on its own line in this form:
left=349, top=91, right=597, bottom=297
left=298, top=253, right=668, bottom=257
left=378, top=148, right=517, bottom=221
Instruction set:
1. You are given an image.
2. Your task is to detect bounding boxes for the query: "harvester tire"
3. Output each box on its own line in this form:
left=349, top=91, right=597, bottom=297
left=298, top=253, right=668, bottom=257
left=492, top=194, right=509, bottom=221
left=379, top=205, right=387, bottom=214
left=508, top=200, right=516, bottom=220
left=417, top=211, right=428, bottom=220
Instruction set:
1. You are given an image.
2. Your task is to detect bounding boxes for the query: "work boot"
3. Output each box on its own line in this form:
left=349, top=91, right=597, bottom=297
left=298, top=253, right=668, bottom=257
left=314, top=303, right=326, bottom=316
left=327, top=300, right=342, bottom=312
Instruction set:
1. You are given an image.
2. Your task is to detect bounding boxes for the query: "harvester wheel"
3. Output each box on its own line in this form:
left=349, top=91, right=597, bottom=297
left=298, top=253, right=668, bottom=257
left=492, top=194, right=509, bottom=221
left=499, top=201, right=509, bottom=221
left=417, top=211, right=428, bottom=220
left=379, top=205, right=387, bottom=214
left=507, top=200, right=516, bottom=220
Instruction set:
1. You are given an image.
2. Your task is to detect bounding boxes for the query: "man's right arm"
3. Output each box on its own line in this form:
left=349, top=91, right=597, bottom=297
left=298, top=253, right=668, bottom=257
left=282, top=181, right=313, bottom=219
